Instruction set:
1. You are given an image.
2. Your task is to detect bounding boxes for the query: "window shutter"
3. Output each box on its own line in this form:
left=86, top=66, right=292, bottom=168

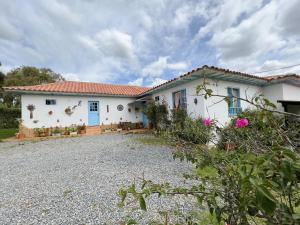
left=227, top=88, right=233, bottom=107
left=237, top=89, right=241, bottom=108
left=180, top=89, right=187, bottom=110
left=172, top=92, right=175, bottom=108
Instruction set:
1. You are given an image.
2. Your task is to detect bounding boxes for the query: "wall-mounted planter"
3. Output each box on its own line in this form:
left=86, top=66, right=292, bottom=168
left=27, top=104, right=35, bottom=119
left=65, top=107, right=73, bottom=116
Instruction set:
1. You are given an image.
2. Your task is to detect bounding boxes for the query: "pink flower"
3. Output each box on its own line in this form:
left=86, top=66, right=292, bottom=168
left=203, top=118, right=213, bottom=126
left=235, top=118, right=249, bottom=128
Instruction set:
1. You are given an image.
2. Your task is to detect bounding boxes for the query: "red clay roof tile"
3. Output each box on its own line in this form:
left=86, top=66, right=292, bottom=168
left=4, top=81, right=150, bottom=96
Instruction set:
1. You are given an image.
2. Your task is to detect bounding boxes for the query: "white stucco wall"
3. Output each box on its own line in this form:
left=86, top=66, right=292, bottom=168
left=203, top=79, right=262, bottom=125
left=151, top=78, right=262, bottom=125
left=21, top=94, right=142, bottom=128
left=151, top=78, right=205, bottom=119
left=262, top=83, right=300, bottom=112
left=262, top=84, right=284, bottom=111
left=282, top=83, right=300, bottom=100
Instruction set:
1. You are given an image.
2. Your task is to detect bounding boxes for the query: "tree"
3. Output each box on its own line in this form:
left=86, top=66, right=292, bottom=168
left=2, top=66, right=65, bottom=107
left=0, top=71, right=4, bottom=87
left=4, top=66, right=64, bottom=86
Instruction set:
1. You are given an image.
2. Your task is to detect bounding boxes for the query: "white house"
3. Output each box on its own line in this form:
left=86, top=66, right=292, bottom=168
left=4, top=65, right=300, bottom=137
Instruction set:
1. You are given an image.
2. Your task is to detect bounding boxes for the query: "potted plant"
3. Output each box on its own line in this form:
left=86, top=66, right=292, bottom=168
left=77, top=124, right=86, bottom=134
left=52, top=126, right=61, bottom=136
left=27, top=104, right=35, bottom=119
left=69, top=125, right=78, bottom=136
left=65, top=107, right=73, bottom=116
left=34, top=127, right=47, bottom=137
left=62, top=127, right=70, bottom=136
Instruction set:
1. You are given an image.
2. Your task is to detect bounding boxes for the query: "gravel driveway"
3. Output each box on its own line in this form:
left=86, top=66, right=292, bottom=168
left=0, top=134, right=193, bottom=224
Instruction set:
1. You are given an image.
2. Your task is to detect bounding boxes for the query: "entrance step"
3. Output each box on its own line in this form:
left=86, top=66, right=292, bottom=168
left=85, top=126, right=101, bottom=135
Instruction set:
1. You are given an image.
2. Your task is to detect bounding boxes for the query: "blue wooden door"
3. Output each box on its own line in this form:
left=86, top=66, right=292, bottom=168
left=143, top=113, right=149, bottom=128
left=88, top=101, right=100, bottom=126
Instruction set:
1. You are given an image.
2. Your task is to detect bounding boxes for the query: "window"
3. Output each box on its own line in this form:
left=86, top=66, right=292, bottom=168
left=117, top=104, right=124, bottom=111
left=107, top=105, right=109, bottom=113
left=90, top=102, right=98, bottom=111
left=46, top=99, right=56, bottom=105
left=227, top=87, right=241, bottom=116
left=155, top=96, right=160, bottom=102
left=172, top=89, right=187, bottom=110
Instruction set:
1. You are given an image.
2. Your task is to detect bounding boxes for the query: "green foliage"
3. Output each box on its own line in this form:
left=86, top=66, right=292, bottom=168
left=217, top=109, right=300, bottom=151
left=0, top=128, right=18, bottom=141
left=2, top=66, right=64, bottom=107
left=143, top=100, right=169, bottom=130
left=119, top=108, right=300, bottom=224
left=170, top=108, right=187, bottom=130
left=0, top=71, right=4, bottom=87
left=4, top=66, right=64, bottom=86
left=171, top=117, right=213, bottom=145
left=0, top=106, right=21, bottom=128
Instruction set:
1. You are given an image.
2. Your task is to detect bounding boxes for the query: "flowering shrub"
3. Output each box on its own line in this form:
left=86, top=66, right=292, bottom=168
left=119, top=90, right=300, bottom=224
left=235, top=118, right=249, bottom=128
left=204, top=117, right=214, bottom=127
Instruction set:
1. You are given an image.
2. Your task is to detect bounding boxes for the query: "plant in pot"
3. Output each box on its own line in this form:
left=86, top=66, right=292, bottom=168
left=69, top=125, right=78, bottom=136
left=34, top=127, right=47, bottom=137
left=62, top=127, right=70, bottom=135
left=27, top=104, right=35, bottom=119
left=52, top=126, right=61, bottom=136
left=65, top=107, right=73, bottom=116
left=77, top=124, right=86, bottom=134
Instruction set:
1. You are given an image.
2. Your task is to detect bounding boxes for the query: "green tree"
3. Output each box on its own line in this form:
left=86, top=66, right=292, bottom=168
left=0, top=71, right=4, bottom=87
left=2, top=66, right=64, bottom=107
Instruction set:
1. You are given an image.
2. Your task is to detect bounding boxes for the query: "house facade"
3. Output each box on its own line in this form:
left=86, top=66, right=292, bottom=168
left=4, top=65, right=300, bottom=137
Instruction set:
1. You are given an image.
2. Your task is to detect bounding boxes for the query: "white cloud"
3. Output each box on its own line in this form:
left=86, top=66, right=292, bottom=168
left=128, top=78, right=143, bottom=86
left=1, top=0, right=300, bottom=85
left=95, top=29, right=135, bottom=60
left=193, top=0, right=300, bottom=75
left=142, top=57, right=187, bottom=77
left=149, top=78, right=167, bottom=87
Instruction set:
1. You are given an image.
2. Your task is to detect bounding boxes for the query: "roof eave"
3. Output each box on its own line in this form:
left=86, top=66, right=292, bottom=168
left=139, top=68, right=267, bottom=96
left=3, top=89, right=139, bottom=98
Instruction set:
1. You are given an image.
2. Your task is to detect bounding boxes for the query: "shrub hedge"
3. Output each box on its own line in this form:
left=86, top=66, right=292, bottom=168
left=0, top=107, right=21, bottom=128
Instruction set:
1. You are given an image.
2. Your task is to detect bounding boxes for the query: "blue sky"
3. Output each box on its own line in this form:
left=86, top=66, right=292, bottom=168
left=0, top=0, right=300, bottom=86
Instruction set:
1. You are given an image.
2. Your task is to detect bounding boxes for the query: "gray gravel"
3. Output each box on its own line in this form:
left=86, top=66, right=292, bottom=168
left=0, top=134, right=194, bottom=224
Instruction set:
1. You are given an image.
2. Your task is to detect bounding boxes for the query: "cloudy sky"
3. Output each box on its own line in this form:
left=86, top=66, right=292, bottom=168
left=0, top=0, right=300, bottom=86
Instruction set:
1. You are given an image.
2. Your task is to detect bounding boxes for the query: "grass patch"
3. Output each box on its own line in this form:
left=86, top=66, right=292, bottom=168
left=134, top=135, right=171, bottom=147
left=0, top=128, right=18, bottom=141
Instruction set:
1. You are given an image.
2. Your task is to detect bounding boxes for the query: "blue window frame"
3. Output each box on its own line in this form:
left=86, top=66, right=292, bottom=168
left=172, top=89, right=187, bottom=110
left=227, top=87, right=241, bottom=116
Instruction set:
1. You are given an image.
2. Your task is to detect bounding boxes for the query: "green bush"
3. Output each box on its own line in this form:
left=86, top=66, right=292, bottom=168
left=217, top=109, right=300, bottom=152
left=171, top=117, right=213, bottom=144
left=0, top=106, right=21, bottom=128
left=170, top=108, right=187, bottom=130
left=143, top=101, right=169, bottom=130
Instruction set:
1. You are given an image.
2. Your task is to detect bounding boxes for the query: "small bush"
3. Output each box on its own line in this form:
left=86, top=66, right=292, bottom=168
left=217, top=109, right=300, bottom=152
left=0, top=106, right=21, bottom=128
left=143, top=101, right=169, bottom=130
left=171, top=117, right=212, bottom=144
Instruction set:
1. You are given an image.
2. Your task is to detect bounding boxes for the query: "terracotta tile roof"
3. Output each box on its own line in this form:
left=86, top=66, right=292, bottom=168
left=264, top=74, right=300, bottom=81
left=141, top=65, right=300, bottom=95
left=142, top=65, right=267, bottom=95
left=4, top=81, right=150, bottom=96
